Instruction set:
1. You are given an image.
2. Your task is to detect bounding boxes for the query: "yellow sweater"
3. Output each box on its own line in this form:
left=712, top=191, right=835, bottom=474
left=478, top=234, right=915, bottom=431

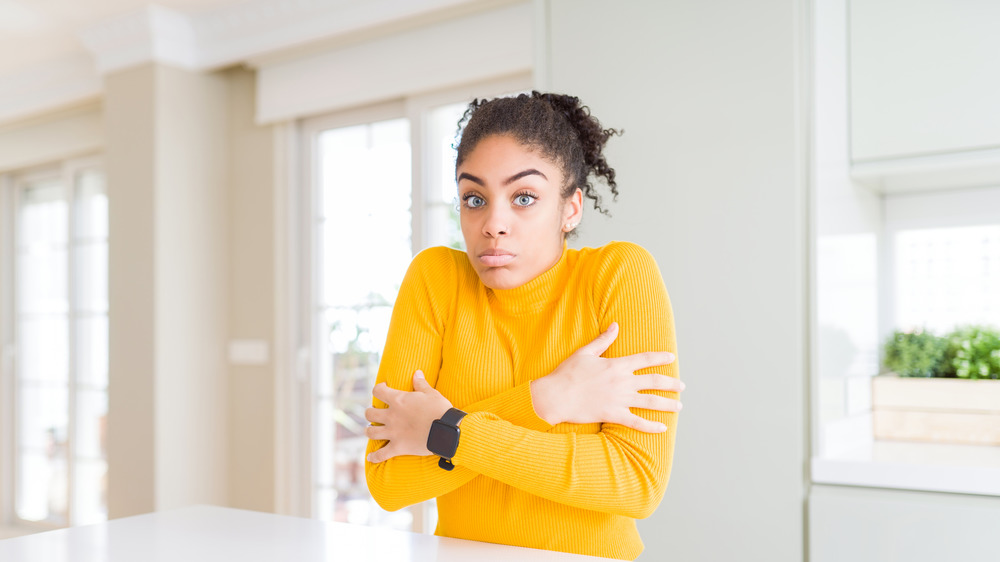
left=365, top=241, right=679, bottom=560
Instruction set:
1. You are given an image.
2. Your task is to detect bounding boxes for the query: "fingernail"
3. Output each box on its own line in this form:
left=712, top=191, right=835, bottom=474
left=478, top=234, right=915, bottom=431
left=658, top=424, right=668, bottom=432
left=415, top=370, right=424, bottom=379
left=366, top=454, right=372, bottom=462
left=608, top=322, right=618, bottom=331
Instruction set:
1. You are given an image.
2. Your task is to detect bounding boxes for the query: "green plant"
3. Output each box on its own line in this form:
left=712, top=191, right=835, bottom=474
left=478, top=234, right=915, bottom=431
left=883, top=330, right=948, bottom=377
left=945, top=325, right=1000, bottom=380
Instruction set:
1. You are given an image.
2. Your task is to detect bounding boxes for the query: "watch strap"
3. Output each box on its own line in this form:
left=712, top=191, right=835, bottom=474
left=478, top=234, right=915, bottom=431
left=439, top=407, right=467, bottom=427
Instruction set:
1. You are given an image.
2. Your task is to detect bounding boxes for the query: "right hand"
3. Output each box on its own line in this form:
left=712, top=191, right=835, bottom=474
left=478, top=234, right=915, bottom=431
left=530, top=322, right=683, bottom=432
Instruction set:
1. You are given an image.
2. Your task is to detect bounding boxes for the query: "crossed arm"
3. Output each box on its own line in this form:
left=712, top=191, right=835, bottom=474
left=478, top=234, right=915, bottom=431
left=364, top=245, right=681, bottom=517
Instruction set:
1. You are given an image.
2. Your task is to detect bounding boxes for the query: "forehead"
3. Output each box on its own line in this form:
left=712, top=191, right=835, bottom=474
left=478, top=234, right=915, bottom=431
left=457, top=135, right=563, bottom=179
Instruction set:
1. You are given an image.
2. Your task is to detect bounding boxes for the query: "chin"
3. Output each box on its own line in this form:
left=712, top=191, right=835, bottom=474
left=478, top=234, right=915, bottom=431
left=476, top=267, right=524, bottom=290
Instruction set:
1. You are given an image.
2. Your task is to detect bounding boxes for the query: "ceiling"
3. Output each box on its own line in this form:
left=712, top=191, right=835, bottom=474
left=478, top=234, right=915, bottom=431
left=0, top=0, right=502, bottom=125
left=0, top=0, right=246, bottom=76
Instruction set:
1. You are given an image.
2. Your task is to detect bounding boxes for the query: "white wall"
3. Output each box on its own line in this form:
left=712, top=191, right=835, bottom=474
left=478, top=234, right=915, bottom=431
left=153, top=64, right=230, bottom=511
left=544, top=1, right=808, bottom=559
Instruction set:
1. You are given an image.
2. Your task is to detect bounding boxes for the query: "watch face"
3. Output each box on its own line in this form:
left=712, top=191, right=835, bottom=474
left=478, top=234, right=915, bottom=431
left=427, top=420, right=460, bottom=458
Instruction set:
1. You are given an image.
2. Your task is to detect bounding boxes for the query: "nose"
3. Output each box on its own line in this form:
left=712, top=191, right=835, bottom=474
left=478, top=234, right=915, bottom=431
left=482, top=206, right=510, bottom=238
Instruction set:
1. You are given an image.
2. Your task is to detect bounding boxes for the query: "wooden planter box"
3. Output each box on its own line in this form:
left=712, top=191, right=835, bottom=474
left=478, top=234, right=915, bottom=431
left=872, top=373, right=1000, bottom=446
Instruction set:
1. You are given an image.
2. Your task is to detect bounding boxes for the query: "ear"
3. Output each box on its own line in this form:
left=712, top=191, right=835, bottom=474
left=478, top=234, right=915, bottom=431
left=561, top=188, right=584, bottom=231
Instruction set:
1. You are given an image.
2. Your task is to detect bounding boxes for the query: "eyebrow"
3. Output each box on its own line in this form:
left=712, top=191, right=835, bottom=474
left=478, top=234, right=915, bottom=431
left=457, top=168, right=548, bottom=186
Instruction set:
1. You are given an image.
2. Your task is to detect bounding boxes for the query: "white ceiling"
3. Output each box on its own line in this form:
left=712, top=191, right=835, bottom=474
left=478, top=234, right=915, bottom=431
left=0, top=0, right=500, bottom=125
left=0, top=0, right=246, bottom=75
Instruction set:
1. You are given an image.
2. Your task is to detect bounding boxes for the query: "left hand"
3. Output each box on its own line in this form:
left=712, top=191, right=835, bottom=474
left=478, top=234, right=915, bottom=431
left=365, top=370, right=453, bottom=463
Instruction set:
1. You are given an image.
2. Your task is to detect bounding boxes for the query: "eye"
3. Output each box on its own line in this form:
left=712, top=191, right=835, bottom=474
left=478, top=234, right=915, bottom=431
left=463, top=194, right=486, bottom=208
left=513, top=193, right=537, bottom=207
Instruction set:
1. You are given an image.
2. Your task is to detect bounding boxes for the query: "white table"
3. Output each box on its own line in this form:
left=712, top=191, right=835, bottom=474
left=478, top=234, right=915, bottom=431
left=0, top=505, right=616, bottom=561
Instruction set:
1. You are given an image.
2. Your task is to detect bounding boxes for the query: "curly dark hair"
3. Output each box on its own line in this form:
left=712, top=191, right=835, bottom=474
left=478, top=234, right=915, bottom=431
left=455, top=91, right=621, bottom=217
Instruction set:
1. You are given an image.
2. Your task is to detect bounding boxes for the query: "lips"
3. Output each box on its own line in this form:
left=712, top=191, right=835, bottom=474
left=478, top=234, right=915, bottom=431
left=478, top=248, right=515, bottom=267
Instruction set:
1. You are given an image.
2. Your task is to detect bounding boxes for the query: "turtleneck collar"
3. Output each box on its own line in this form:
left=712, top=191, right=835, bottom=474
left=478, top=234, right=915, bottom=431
left=486, top=241, right=571, bottom=315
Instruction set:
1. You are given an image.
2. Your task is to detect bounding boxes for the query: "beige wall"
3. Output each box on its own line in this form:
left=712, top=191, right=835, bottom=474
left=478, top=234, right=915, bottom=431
left=71, top=63, right=278, bottom=517
left=0, top=103, right=102, bottom=174
left=545, top=0, right=808, bottom=560
left=105, top=65, right=158, bottom=517
left=225, top=67, right=277, bottom=512
left=105, top=63, right=231, bottom=517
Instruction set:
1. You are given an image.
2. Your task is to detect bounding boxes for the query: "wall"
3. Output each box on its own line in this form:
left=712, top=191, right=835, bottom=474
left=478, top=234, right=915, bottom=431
left=105, top=65, right=158, bottom=517
left=544, top=1, right=808, bottom=560
left=0, top=104, right=102, bottom=174
left=105, top=63, right=230, bottom=517
left=153, top=64, right=230, bottom=511
left=226, top=67, right=277, bottom=512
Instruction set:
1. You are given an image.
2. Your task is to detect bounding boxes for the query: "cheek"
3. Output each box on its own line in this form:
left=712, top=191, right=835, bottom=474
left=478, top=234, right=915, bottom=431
left=459, top=210, right=475, bottom=233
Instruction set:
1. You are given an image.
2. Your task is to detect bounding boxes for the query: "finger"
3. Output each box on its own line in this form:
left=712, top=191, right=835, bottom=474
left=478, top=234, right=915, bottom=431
left=614, top=413, right=668, bottom=434
left=372, top=382, right=402, bottom=403
left=631, top=393, right=683, bottom=413
left=412, top=370, right=432, bottom=392
left=365, top=407, right=388, bottom=424
left=367, top=445, right=394, bottom=464
left=632, top=373, right=685, bottom=393
left=365, top=424, right=390, bottom=440
left=623, top=351, right=676, bottom=371
left=577, top=322, right=619, bottom=356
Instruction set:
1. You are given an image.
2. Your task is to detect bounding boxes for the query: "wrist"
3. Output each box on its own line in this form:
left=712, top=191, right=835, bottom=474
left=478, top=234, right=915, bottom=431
left=530, top=378, right=561, bottom=425
left=427, top=407, right=467, bottom=470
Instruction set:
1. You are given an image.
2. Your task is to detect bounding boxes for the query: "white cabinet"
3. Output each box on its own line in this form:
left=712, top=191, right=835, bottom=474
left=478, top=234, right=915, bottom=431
left=810, top=485, right=1000, bottom=562
left=849, top=0, right=1000, bottom=193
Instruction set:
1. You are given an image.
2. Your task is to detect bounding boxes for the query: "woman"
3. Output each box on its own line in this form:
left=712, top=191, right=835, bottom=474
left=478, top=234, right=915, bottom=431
left=364, top=91, right=682, bottom=560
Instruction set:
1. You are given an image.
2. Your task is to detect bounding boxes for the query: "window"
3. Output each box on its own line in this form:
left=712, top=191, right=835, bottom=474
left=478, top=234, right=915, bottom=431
left=892, top=225, right=1000, bottom=334
left=1, top=158, right=108, bottom=530
left=812, top=184, right=1000, bottom=495
left=289, top=78, right=530, bottom=531
left=312, top=113, right=414, bottom=530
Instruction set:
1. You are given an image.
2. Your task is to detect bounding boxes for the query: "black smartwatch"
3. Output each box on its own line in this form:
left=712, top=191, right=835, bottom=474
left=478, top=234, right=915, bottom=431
left=426, top=407, right=467, bottom=471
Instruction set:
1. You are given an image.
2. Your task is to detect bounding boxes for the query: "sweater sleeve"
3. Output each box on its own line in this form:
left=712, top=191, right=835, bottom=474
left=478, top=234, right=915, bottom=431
left=449, top=242, right=679, bottom=519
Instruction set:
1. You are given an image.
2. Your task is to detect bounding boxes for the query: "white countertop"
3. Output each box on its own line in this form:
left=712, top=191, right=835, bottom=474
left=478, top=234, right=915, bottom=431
left=0, top=505, right=616, bottom=561
left=813, top=440, right=1000, bottom=496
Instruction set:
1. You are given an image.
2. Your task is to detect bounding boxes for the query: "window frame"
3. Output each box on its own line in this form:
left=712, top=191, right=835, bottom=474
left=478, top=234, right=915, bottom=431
left=0, top=154, right=107, bottom=531
left=280, top=75, right=532, bottom=529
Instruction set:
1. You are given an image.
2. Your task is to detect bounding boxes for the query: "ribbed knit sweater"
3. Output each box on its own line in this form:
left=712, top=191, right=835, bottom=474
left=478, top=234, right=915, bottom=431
left=365, top=240, right=679, bottom=560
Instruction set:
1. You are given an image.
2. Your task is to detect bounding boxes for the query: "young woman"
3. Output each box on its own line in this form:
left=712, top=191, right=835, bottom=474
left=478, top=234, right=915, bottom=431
left=364, top=92, right=682, bottom=560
